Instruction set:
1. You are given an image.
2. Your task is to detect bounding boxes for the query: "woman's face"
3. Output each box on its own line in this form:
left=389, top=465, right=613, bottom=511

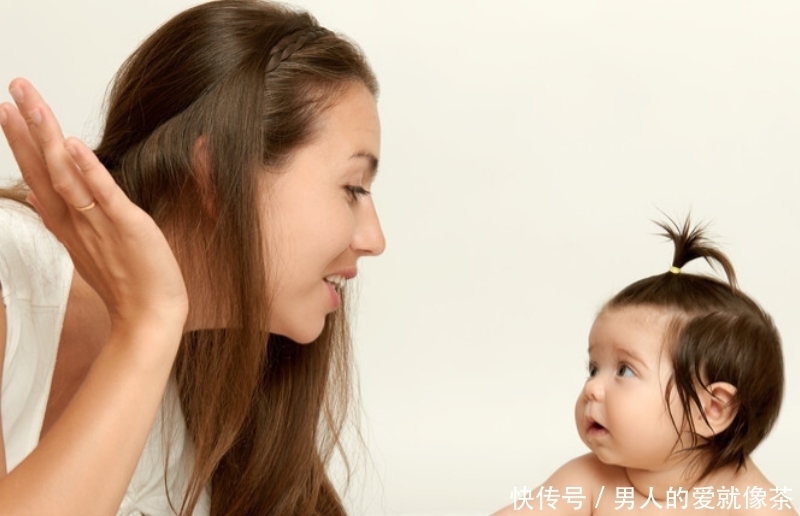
left=261, top=82, right=385, bottom=344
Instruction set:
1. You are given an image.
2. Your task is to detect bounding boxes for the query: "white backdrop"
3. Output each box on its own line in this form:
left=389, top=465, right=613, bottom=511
left=1, top=1, right=798, bottom=515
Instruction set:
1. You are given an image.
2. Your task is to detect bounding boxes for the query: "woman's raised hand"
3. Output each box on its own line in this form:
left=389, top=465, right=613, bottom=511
left=0, top=80, right=190, bottom=514
left=0, top=78, right=188, bottom=332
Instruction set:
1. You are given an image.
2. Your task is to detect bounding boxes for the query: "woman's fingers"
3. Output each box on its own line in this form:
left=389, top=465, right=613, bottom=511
left=7, top=78, right=94, bottom=213
left=64, top=138, right=123, bottom=218
left=0, top=102, right=63, bottom=211
left=0, top=101, right=71, bottom=236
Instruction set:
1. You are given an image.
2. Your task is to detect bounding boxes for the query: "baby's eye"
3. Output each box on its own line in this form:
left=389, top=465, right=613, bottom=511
left=587, top=362, right=598, bottom=378
left=344, top=185, right=371, bottom=202
left=617, top=363, right=635, bottom=378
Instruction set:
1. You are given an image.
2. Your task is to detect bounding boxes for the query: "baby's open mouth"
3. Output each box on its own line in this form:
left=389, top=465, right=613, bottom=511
left=587, top=418, right=607, bottom=433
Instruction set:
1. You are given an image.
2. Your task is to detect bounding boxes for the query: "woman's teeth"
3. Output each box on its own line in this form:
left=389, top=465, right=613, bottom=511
left=325, top=275, right=346, bottom=289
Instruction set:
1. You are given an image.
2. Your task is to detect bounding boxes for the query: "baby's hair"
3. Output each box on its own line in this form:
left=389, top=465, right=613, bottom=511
left=605, top=217, right=784, bottom=480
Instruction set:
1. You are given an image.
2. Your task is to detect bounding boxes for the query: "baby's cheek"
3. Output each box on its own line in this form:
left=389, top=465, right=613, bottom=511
left=658, top=391, right=685, bottom=429
left=573, top=397, right=586, bottom=431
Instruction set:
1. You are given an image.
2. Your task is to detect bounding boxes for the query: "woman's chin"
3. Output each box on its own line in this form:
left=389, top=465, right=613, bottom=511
left=272, top=321, right=324, bottom=345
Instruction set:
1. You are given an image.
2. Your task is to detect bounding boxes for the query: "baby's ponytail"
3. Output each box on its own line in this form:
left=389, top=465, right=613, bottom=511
left=657, top=217, right=737, bottom=291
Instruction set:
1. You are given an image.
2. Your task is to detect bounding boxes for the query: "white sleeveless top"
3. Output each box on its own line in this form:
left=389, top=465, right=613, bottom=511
left=0, top=199, right=210, bottom=515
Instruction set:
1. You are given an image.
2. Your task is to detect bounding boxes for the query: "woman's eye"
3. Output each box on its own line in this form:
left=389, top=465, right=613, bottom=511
left=345, top=185, right=371, bottom=201
left=617, top=364, right=635, bottom=378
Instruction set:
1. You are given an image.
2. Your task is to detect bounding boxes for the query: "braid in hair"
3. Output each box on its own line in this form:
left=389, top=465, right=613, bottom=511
left=265, top=27, right=332, bottom=74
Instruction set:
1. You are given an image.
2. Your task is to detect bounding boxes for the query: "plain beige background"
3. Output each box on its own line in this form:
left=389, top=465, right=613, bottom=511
left=1, top=1, right=798, bottom=515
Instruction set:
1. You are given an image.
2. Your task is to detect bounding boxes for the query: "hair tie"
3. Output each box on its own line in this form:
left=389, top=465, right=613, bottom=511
left=669, top=266, right=681, bottom=275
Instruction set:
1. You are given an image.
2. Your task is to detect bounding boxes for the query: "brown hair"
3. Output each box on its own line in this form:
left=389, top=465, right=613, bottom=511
left=90, top=1, right=377, bottom=514
left=604, top=217, right=784, bottom=480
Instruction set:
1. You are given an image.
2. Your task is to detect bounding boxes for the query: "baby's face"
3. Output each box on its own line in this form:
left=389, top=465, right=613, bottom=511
left=574, top=305, right=688, bottom=470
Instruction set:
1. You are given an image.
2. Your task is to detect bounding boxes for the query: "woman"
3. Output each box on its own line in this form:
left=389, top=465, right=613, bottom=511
left=0, top=1, right=384, bottom=514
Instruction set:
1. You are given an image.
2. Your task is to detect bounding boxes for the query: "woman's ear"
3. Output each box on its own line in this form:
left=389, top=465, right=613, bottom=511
left=192, top=136, right=216, bottom=216
left=693, top=382, right=738, bottom=437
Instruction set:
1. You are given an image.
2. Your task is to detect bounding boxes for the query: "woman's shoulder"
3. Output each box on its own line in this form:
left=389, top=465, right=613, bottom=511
left=0, top=198, right=74, bottom=471
left=0, top=197, right=35, bottom=233
left=0, top=198, right=72, bottom=300
left=0, top=197, right=48, bottom=252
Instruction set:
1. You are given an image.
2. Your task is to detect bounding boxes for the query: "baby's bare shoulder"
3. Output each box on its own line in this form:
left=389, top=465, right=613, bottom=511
left=491, top=454, right=628, bottom=516
left=555, top=453, right=628, bottom=485
left=729, top=461, right=798, bottom=516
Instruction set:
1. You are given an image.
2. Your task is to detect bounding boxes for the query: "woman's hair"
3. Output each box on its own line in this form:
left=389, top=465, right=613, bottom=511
left=604, top=217, right=784, bottom=480
left=88, top=1, right=377, bottom=514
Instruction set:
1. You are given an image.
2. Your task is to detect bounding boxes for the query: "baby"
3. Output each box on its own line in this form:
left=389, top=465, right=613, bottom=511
left=495, top=218, right=796, bottom=515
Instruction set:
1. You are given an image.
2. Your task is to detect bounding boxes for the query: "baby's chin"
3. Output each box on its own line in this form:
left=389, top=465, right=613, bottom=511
left=577, top=431, right=599, bottom=457
left=577, top=437, right=628, bottom=469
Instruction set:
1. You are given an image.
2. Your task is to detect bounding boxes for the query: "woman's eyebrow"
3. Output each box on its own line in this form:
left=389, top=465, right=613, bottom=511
left=350, top=151, right=379, bottom=179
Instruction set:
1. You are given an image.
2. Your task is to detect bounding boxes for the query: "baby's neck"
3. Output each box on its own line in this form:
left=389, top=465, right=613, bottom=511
left=624, top=459, right=740, bottom=501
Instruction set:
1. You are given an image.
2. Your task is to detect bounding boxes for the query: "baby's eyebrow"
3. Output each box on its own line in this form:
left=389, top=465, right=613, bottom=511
left=586, top=344, right=651, bottom=371
left=616, top=347, right=650, bottom=371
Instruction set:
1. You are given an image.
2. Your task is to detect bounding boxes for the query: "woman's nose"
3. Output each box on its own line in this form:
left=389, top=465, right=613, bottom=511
left=352, top=197, right=385, bottom=256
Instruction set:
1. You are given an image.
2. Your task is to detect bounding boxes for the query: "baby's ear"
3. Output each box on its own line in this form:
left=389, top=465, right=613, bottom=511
left=693, top=382, right=738, bottom=437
